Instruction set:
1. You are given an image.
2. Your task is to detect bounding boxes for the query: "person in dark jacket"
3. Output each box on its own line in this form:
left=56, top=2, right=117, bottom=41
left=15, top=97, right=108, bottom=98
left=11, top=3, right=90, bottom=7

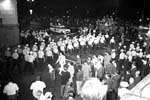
left=141, top=59, right=150, bottom=79
left=60, top=66, right=70, bottom=97
left=97, top=66, right=105, bottom=81
left=111, top=71, right=121, bottom=99
left=105, top=60, right=116, bottom=76
left=134, top=71, right=141, bottom=86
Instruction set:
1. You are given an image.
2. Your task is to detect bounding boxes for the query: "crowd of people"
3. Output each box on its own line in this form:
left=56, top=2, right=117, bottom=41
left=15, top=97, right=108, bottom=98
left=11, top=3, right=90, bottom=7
left=0, top=14, right=150, bottom=100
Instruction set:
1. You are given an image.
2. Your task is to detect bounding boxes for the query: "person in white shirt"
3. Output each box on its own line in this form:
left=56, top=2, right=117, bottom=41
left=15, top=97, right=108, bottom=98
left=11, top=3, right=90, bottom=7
left=38, top=48, right=45, bottom=71
left=60, top=42, right=66, bottom=54
left=73, top=39, right=79, bottom=54
left=67, top=40, right=74, bottom=54
left=118, top=49, right=126, bottom=72
left=119, top=49, right=126, bottom=60
left=45, top=47, right=53, bottom=66
left=67, top=62, right=75, bottom=83
left=3, top=80, right=19, bottom=100
left=30, top=76, right=46, bottom=100
left=110, top=36, right=115, bottom=49
left=56, top=52, right=66, bottom=74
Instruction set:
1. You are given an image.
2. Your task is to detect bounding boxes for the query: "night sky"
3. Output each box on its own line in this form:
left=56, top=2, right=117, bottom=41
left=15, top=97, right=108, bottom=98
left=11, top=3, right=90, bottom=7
left=17, top=0, right=150, bottom=18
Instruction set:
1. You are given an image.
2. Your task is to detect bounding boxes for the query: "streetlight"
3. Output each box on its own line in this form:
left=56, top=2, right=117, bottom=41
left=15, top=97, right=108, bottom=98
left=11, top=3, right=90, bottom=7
left=27, top=0, right=35, bottom=2
left=29, top=9, right=33, bottom=15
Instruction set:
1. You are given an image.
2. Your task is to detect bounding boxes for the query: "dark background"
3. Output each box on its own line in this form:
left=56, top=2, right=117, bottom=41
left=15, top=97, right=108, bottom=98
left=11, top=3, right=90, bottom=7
left=17, top=0, right=150, bottom=19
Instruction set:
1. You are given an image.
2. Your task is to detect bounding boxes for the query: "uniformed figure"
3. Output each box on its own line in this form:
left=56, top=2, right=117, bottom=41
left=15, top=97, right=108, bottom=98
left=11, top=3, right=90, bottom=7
left=28, top=51, right=35, bottom=74
left=52, top=44, right=59, bottom=62
left=67, top=40, right=74, bottom=54
left=11, top=49, right=20, bottom=73
left=73, top=38, right=79, bottom=54
left=110, top=36, right=115, bottom=49
left=38, top=48, right=45, bottom=71
left=67, top=62, right=75, bottom=83
left=17, top=45, right=23, bottom=62
left=3, top=80, right=19, bottom=100
left=118, top=49, right=126, bottom=72
left=45, top=45, right=53, bottom=66
left=60, top=41, right=66, bottom=54
left=5, top=47, right=12, bottom=72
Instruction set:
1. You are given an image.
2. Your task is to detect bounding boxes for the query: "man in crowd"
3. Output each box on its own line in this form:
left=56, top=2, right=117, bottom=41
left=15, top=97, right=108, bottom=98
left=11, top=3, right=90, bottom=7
left=56, top=52, right=66, bottom=74
left=3, top=79, right=19, bottom=100
left=80, top=78, right=107, bottom=100
left=11, top=49, right=20, bottom=74
left=30, top=76, right=46, bottom=100
left=67, top=62, right=75, bottom=83
left=76, top=64, right=83, bottom=95
left=60, top=66, right=70, bottom=97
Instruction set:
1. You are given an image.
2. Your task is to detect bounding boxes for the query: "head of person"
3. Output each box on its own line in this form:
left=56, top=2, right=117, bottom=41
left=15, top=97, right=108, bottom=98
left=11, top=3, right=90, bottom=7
left=36, top=76, right=41, bottom=81
left=80, top=78, right=107, bottom=100
left=129, top=77, right=134, bottom=84
left=135, top=70, right=140, bottom=77
left=120, top=81, right=129, bottom=88
left=45, top=92, right=53, bottom=99
left=63, top=65, right=68, bottom=71
left=37, top=90, right=43, bottom=97
left=77, top=54, right=80, bottom=58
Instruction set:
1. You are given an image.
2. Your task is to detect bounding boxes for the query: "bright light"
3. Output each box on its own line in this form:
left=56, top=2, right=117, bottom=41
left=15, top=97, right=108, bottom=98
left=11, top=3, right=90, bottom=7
left=0, top=0, right=12, bottom=11
left=139, top=19, right=142, bottom=22
left=26, top=0, right=35, bottom=2
left=29, top=9, right=33, bottom=15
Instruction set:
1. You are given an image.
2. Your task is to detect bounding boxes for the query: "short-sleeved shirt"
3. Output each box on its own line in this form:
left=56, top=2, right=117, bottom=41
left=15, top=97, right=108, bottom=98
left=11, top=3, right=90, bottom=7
left=30, top=81, right=46, bottom=92
left=3, top=82, right=19, bottom=95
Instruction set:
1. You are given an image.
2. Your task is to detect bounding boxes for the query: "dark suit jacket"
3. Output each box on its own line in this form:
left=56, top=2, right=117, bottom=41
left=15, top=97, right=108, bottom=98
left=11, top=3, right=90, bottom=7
left=112, top=74, right=121, bottom=93
left=130, top=68, right=137, bottom=77
left=106, top=78, right=113, bottom=92
left=105, top=63, right=116, bottom=75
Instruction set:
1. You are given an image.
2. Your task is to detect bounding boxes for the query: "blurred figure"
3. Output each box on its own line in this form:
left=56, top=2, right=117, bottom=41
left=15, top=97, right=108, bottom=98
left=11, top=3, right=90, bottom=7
left=67, top=62, right=75, bottom=83
left=37, top=90, right=53, bottom=100
left=60, top=66, right=70, bottom=97
left=56, top=52, right=66, bottom=74
left=80, top=78, right=107, bottom=100
left=76, top=65, right=83, bottom=95
left=3, top=79, right=19, bottom=100
left=118, top=81, right=129, bottom=98
left=82, top=61, right=91, bottom=80
left=30, top=76, right=46, bottom=99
